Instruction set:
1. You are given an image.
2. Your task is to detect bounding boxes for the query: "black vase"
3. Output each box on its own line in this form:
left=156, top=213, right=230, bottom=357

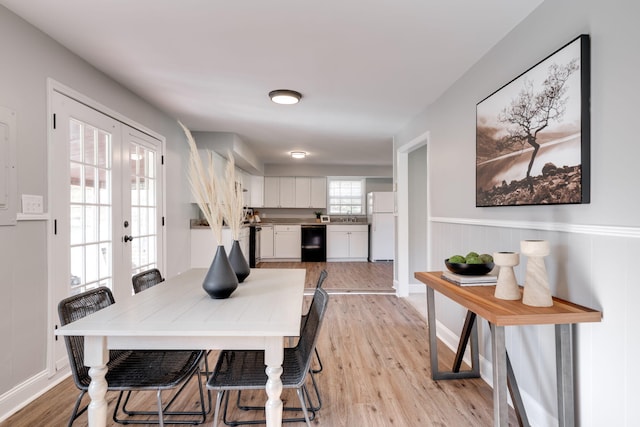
left=202, top=245, right=238, bottom=299
left=228, top=240, right=251, bottom=283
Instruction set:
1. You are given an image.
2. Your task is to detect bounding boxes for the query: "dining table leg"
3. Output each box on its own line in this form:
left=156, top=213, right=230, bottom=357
left=264, top=337, right=285, bottom=427
left=84, top=335, right=109, bottom=427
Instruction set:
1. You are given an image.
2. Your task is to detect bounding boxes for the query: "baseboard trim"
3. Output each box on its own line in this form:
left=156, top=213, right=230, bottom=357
left=0, top=369, right=70, bottom=422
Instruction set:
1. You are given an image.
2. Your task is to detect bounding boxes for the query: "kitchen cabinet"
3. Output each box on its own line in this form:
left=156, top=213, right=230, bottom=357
left=274, top=225, right=301, bottom=259
left=279, top=177, right=295, bottom=207
left=264, top=177, right=295, bottom=207
left=263, top=177, right=279, bottom=208
left=265, top=176, right=326, bottom=208
left=250, top=175, right=264, bottom=207
left=294, top=177, right=310, bottom=208
left=190, top=227, right=250, bottom=268
left=260, top=225, right=274, bottom=259
left=310, top=177, right=327, bottom=208
left=294, top=177, right=327, bottom=208
left=327, top=224, right=368, bottom=261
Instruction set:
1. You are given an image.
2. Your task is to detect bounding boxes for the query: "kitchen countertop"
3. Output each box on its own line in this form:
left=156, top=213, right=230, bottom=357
left=190, top=218, right=369, bottom=228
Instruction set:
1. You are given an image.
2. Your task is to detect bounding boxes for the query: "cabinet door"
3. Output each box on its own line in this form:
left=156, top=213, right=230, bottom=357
left=261, top=226, right=274, bottom=258
left=310, top=177, right=327, bottom=208
left=274, top=225, right=301, bottom=258
left=250, top=175, right=264, bottom=207
left=327, top=230, right=350, bottom=258
left=263, top=177, right=280, bottom=207
left=348, top=231, right=369, bottom=258
left=294, top=177, right=311, bottom=208
left=278, top=177, right=296, bottom=207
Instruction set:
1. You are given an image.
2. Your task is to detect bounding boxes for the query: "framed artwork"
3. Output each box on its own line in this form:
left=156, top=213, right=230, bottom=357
left=476, top=34, right=590, bottom=207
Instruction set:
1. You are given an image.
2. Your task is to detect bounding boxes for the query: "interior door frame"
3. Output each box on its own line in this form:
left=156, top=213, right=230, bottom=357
left=45, top=78, right=167, bottom=377
left=395, top=130, right=430, bottom=297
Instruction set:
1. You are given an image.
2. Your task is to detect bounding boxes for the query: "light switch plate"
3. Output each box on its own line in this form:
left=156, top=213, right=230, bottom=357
left=21, top=194, right=43, bottom=214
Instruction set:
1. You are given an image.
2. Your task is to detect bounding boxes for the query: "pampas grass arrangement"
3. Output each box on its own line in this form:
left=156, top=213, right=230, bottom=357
left=221, top=151, right=246, bottom=240
left=180, top=121, right=224, bottom=243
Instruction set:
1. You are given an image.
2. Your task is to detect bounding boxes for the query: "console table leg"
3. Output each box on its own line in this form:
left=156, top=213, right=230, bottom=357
left=453, top=311, right=478, bottom=373
left=426, top=289, right=480, bottom=380
left=506, top=352, right=530, bottom=427
left=426, top=287, right=441, bottom=378
left=556, top=324, right=575, bottom=427
left=490, top=323, right=509, bottom=427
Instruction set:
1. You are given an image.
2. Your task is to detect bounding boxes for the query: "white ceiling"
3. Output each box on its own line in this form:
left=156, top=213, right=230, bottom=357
left=1, top=0, right=543, bottom=167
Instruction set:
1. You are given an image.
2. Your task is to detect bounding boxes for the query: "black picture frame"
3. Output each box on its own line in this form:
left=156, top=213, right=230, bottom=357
left=476, top=34, right=590, bottom=207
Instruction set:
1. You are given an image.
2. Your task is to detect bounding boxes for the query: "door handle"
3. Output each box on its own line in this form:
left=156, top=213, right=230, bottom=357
left=123, top=235, right=134, bottom=242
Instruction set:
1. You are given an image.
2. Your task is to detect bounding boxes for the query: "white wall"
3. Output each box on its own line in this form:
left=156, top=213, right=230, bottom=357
left=395, top=0, right=639, bottom=425
left=0, top=5, right=193, bottom=417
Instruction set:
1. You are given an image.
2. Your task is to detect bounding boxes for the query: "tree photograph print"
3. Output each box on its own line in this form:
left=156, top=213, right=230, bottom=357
left=476, top=35, right=590, bottom=207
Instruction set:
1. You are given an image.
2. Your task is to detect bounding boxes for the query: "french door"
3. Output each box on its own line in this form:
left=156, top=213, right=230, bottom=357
left=50, top=91, right=164, bottom=370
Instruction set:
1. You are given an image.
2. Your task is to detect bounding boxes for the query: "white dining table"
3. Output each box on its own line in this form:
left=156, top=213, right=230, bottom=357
left=55, top=268, right=306, bottom=427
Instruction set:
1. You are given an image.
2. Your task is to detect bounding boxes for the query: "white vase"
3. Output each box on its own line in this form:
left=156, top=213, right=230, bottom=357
left=520, top=240, right=553, bottom=307
left=493, top=252, right=521, bottom=300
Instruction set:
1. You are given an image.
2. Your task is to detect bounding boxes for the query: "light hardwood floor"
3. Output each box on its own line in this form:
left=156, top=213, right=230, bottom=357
left=1, top=262, right=517, bottom=426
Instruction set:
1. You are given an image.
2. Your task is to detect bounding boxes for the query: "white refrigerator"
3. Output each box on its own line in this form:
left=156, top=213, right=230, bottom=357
left=367, top=192, right=395, bottom=261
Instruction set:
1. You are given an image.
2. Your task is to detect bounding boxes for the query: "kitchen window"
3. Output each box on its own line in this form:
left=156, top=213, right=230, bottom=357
left=327, top=178, right=364, bottom=215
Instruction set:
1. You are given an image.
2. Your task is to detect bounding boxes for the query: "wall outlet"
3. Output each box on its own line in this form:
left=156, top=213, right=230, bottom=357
left=21, top=194, right=43, bottom=214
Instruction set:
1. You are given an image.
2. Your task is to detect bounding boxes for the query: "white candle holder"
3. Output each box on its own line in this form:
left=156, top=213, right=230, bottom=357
left=520, top=240, right=553, bottom=307
left=493, top=252, right=521, bottom=300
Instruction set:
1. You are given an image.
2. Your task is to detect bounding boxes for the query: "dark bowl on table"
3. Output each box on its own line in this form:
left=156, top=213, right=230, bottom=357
left=445, top=259, right=495, bottom=276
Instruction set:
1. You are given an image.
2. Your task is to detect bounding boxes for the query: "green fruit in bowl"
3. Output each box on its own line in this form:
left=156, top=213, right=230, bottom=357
left=465, top=251, right=479, bottom=259
left=448, top=255, right=466, bottom=264
left=479, top=253, right=494, bottom=263
left=465, top=256, right=483, bottom=264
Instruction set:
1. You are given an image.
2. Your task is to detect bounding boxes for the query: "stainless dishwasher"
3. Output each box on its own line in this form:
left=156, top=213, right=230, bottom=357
left=301, top=224, right=326, bottom=262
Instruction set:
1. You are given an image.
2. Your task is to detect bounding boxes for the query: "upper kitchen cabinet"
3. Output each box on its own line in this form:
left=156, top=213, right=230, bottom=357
left=310, top=177, right=327, bottom=208
left=250, top=175, right=264, bottom=207
left=294, top=177, right=327, bottom=208
left=265, top=176, right=327, bottom=208
left=263, top=176, right=295, bottom=208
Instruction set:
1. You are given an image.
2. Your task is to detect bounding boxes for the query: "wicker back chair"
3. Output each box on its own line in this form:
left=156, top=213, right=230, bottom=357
left=132, top=268, right=164, bottom=294
left=304, top=269, right=327, bottom=373
left=58, top=287, right=207, bottom=426
left=207, top=288, right=329, bottom=427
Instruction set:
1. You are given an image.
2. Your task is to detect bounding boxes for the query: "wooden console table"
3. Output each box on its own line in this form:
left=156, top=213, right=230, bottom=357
left=414, top=271, right=601, bottom=427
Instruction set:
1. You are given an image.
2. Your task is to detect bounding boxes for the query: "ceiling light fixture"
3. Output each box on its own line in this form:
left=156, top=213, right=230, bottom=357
left=269, top=89, right=302, bottom=105
left=290, top=151, right=306, bottom=159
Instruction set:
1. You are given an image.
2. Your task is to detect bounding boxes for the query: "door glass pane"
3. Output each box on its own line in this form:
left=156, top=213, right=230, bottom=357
left=85, top=166, right=96, bottom=204
left=129, top=141, right=158, bottom=275
left=70, top=205, right=83, bottom=245
left=69, top=119, right=112, bottom=295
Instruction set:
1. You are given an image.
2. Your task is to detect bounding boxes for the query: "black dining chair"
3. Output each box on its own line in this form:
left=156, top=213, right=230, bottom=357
left=303, top=270, right=327, bottom=374
left=131, top=268, right=164, bottom=294
left=206, top=287, right=329, bottom=427
left=58, top=286, right=207, bottom=426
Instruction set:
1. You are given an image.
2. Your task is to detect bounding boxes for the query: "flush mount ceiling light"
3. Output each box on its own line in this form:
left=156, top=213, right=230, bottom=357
left=269, top=89, right=302, bottom=105
left=290, top=151, right=306, bottom=159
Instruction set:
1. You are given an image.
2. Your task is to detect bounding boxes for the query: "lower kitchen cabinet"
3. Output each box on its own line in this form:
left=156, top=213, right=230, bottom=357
left=274, top=225, right=301, bottom=259
left=327, top=224, right=368, bottom=261
left=260, top=225, right=274, bottom=259
left=260, top=224, right=301, bottom=261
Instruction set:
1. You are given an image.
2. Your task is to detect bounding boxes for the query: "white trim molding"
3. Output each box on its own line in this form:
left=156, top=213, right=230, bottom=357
left=431, top=216, right=640, bottom=238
